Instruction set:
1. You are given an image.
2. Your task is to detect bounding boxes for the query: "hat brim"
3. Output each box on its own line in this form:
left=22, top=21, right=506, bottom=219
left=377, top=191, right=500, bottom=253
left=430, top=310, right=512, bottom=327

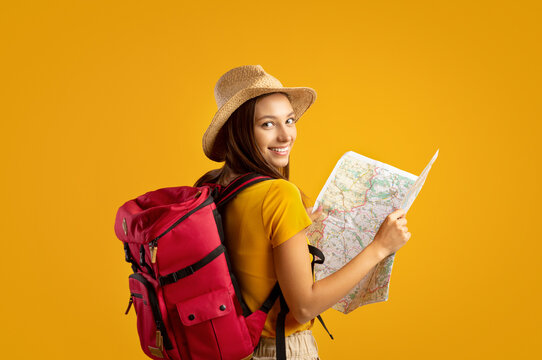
left=203, top=86, right=316, bottom=162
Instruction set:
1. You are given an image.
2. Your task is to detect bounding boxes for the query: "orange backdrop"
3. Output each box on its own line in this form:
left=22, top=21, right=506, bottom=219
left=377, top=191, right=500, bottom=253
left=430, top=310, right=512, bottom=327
left=1, top=0, right=540, bottom=359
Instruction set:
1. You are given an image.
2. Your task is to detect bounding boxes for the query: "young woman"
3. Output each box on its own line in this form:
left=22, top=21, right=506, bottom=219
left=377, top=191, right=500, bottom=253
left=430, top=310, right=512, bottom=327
left=196, top=65, right=411, bottom=359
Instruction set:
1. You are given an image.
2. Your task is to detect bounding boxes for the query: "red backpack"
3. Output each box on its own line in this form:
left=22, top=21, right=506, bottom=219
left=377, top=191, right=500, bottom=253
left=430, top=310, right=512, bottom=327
left=114, top=173, right=331, bottom=360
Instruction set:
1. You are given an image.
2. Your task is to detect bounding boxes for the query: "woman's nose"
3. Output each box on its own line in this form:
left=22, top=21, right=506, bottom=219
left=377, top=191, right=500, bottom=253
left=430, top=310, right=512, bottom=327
left=277, top=125, right=293, bottom=142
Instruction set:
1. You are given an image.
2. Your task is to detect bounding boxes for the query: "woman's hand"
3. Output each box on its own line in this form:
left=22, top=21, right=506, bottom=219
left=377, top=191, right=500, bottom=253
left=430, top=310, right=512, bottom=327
left=305, top=205, right=323, bottom=222
left=371, top=208, right=411, bottom=258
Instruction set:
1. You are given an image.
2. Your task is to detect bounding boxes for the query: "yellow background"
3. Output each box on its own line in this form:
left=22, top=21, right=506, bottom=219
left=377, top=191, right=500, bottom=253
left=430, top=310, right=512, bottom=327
left=1, top=0, right=540, bottom=359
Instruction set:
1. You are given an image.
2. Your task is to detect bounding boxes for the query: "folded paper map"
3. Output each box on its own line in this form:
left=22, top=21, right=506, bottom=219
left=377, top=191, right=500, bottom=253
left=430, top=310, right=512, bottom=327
left=306, top=149, right=439, bottom=313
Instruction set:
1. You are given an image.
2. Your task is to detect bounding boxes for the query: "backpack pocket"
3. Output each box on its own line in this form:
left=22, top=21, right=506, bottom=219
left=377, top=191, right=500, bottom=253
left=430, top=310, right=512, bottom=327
left=176, top=287, right=253, bottom=360
left=128, top=273, right=174, bottom=359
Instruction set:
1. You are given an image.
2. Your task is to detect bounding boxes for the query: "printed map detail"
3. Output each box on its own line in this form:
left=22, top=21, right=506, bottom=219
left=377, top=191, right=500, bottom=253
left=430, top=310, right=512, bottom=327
left=306, top=149, right=439, bottom=313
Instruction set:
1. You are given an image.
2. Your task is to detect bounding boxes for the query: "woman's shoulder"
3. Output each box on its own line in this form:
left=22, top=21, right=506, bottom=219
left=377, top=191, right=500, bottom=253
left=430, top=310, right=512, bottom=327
left=264, top=178, right=301, bottom=196
left=230, top=178, right=303, bottom=206
left=261, top=179, right=311, bottom=247
left=259, top=179, right=305, bottom=208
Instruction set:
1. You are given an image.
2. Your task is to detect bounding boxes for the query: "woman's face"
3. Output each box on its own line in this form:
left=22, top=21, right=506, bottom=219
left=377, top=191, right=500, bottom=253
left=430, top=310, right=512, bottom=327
left=253, top=93, right=297, bottom=169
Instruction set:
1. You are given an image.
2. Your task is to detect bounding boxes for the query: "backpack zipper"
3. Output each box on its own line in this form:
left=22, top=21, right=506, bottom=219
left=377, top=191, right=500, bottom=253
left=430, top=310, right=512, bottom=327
left=125, top=295, right=133, bottom=314
left=149, top=240, right=158, bottom=264
left=125, top=292, right=144, bottom=314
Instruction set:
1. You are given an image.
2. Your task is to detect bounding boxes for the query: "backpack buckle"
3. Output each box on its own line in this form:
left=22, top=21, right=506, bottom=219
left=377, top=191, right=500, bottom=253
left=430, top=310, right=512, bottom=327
left=173, top=265, right=195, bottom=282
left=186, top=265, right=195, bottom=275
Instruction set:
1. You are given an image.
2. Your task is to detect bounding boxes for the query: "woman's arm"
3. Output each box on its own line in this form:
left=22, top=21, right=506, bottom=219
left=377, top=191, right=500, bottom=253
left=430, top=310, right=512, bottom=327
left=273, top=208, right=408, bottom=324
left=273, top=230, right=386, bottom=324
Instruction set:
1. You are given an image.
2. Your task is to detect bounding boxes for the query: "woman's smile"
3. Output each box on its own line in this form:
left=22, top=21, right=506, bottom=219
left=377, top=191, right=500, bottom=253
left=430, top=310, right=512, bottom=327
left=268, top=145, right=290, bottom=156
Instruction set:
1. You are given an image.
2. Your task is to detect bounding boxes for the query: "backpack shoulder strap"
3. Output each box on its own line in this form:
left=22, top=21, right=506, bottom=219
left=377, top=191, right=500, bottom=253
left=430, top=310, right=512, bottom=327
left=215, top=173, right=272, bottom=208
left=274, top=244, right=333, bottom=359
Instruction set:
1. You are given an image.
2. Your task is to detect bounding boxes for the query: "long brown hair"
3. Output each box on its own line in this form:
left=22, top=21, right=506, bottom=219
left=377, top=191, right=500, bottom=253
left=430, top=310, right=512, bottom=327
left=195, top=92, right=291, bottom=187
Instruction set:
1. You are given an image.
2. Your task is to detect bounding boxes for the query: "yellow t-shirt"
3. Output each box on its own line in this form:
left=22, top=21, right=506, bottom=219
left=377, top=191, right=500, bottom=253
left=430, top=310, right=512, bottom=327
left=222, top=178, right=314, bottom=337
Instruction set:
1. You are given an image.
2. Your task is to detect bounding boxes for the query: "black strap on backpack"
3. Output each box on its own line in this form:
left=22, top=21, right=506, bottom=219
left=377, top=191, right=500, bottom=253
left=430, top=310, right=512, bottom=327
left=308, top=245, right=334, bottom=340
left=274, top=245, right=334, bottom=360
left=214, top=173, right=271, bottom=209
left=213, top=173, right=334, bottom=359
left=276, top=289, right=289, bottom=360
left=260, top=282, right=281, bottom=313
left=213, top=173, right=273, bottom=318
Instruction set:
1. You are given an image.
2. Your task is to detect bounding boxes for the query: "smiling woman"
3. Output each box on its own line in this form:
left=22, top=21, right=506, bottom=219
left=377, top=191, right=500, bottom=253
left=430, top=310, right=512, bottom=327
left=194, top=65, right=410, bottom=360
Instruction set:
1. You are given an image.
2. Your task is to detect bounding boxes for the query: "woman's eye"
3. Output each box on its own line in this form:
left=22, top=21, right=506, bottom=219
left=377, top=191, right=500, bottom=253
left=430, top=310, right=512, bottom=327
left=262, top=121, right=273, bottom=128
left=286, top=118, right=296, bottom=124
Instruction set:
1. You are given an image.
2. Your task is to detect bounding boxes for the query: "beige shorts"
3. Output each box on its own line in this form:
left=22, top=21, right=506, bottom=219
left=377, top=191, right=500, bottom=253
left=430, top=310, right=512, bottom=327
left=251, top=330, right=320, bottom=360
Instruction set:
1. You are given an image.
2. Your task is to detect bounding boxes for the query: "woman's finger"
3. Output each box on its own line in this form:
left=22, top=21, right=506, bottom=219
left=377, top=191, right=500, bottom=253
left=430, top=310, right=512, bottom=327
left=308, top=206, right=323, bottom=222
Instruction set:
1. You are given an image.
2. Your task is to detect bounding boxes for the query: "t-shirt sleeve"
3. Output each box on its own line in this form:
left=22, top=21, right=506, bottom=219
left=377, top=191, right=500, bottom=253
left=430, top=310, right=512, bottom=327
left=262, top=179, right=312, bottom=248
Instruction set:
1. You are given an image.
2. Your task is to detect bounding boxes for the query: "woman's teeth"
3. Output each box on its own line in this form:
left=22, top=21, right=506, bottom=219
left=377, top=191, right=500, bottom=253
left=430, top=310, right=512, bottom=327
left=269, top=147, right=288, bottom=153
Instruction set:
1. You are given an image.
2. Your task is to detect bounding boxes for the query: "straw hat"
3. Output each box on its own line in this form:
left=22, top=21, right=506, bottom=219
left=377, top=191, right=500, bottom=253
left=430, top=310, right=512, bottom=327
left=202, top=65, right=317, bottom=162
